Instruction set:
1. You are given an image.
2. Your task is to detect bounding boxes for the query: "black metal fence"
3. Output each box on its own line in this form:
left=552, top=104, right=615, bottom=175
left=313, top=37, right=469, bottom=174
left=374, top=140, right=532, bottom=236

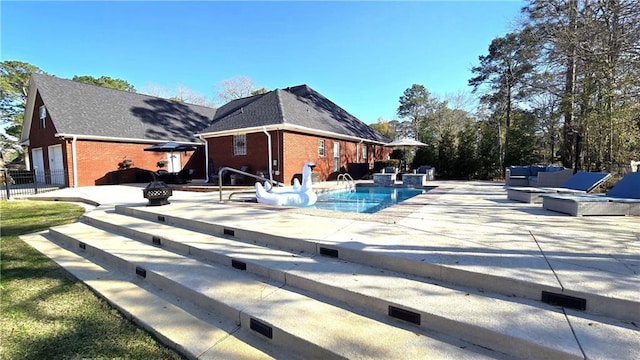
left=1, top=168, right=65, bottom=200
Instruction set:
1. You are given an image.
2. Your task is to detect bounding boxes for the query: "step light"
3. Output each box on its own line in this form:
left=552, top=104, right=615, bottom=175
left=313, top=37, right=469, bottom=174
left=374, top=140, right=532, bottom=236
left=388, top=305, right=421, bottom=325
left=319, top=247, right=339, bottom=258
left=541, top=291, right=586, bottom=311
left=250, top=318, right=273, bottom=339
left=152, top=236, right=162, bottom=246
left=223, top=228, right=235, bottom=236
left=135, top=266, right=147, bottom=278
left=78, top=242, right=86, bottom=250
left=157, top=215, right=166, bottom=222
left=231, top=260, right=247, bottom=271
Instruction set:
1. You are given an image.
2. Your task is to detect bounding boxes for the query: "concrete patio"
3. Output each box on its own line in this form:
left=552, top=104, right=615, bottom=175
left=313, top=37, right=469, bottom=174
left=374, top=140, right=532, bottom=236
left=18, top=180, right=639, bottom=359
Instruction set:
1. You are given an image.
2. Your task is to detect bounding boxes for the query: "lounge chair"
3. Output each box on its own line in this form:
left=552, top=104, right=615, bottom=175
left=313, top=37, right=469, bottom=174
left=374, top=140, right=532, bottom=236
left=415, top=165, right=435, bottom=181
left=541, top=172, right=640, bottom=216
left=505, top=165, right=570, bottom=187
left=381, top=166, right=399, bottom=174
left=507, top=171, right=611, bottom=203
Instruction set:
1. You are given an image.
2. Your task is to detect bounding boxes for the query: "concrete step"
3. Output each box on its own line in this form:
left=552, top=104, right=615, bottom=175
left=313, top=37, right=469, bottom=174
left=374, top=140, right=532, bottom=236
left=115, top=204, right=639, bottom=324
left=43, top=221, right=507, bottom=360
left=19, top=231, right=290, bottom=360
left=82, top=209, right=640, bottom=360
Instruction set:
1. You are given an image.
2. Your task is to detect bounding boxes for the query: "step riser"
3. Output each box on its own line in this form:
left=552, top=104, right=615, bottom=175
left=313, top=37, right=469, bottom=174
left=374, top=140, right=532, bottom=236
left=47, top=226, right=344, bottom=360
left=83, top=214, right=289, bottom=285
left=48, top=227, right=245, bottom=325
left=134, top=271, right=360, bottom=360
left=148, top=270, right=242, bottom=325
left=49, top=228, right=132, bottom=273
left=116, top=206, right=317, bottom=254
left=117, top=206, right=532, bottom=297
left=237, top=312, right=344, bottom=360
left=283, top=272, right=581, bottom=360
left=84, top=213, right=580, bottom=359
left=116, top=206, right=636, bottom=323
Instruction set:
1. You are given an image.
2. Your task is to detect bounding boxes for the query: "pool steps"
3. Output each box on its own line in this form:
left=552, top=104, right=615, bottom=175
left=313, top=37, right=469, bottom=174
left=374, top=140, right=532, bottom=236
left=20, top=205, right=640, bottom=360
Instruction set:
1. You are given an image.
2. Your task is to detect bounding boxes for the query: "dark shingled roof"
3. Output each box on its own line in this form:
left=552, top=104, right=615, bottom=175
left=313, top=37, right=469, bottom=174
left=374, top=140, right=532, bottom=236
left=200, top=85, right=389, bottom=143
left=30, top=73, right=216, bottom=143
left=27, top=74, right=386, bottom=144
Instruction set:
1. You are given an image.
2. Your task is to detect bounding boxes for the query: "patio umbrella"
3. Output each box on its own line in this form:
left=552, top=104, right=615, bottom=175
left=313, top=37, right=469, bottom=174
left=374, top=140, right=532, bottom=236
left=385, top=138, right=427, bottom=171
left=144, top=142, right=198, bottom=152
left=144, top=142, right=198, bottom=171
left=385, top=138, right=428, bottom=148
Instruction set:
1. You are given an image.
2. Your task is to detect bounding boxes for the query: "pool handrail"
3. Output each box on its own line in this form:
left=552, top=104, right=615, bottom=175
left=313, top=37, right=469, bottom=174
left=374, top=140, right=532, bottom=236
left=337, top=173, right=356, bottom=191
left=218, top=166, right=285, bottom=202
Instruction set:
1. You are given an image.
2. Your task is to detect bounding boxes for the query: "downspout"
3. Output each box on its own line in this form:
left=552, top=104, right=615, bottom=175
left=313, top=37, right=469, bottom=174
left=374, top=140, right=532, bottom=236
left=72, top=136, right=78, bottom=187
left=199, top=135, right=209, bottom=183
left=262, top=127, right=273, bottom=183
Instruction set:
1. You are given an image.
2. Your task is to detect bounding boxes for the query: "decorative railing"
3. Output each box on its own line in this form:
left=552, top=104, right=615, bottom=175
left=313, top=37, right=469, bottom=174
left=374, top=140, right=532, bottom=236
left=1, top=168, right=65, bottom=200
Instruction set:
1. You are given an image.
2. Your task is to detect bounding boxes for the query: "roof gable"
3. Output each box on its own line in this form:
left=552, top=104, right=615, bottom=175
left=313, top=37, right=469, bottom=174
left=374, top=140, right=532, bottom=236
left=281, top=85, right=387, bottom=142
left=203, top=90, right=284, bottom=133
left=25, top=74, right=216, bottom=143
left=199, top=85, right=388, bottom=143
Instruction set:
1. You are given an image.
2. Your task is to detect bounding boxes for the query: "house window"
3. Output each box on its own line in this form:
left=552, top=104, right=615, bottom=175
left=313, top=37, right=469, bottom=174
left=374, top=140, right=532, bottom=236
left=39, top=105, right=46, bottom=128
left=233, top=134, right=247, bottom=155
left=318, top=139, right=325, bottom=157
left=362, top=144, right=368, bottom=163
left=333, top=142, right=340, bottom=171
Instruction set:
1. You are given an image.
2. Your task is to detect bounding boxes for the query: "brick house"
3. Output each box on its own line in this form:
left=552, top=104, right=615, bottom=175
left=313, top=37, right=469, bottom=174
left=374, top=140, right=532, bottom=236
left=197, top=85, right=391, bottom=184
left=21, top=74, right=390, bottom=188
left=20, top=74, right=215, bottom=187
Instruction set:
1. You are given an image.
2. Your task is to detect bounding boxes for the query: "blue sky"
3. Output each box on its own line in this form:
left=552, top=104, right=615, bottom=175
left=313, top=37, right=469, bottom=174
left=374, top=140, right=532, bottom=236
left=2, top=1, right=524, bottom=124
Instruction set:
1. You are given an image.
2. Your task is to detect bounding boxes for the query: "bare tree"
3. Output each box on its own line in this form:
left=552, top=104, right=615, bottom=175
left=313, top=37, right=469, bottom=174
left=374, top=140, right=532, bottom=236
left=139, top=83, right=171, bottom=98
left=215, top=76, right=260, bottom=104
left=140, top=83, right=215, bottom=107
left=173, top=85, right=215, bottom=107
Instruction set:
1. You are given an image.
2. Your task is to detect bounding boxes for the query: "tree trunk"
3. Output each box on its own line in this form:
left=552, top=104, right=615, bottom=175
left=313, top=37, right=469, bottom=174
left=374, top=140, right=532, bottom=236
left=561, top=0, right=578, bottom=168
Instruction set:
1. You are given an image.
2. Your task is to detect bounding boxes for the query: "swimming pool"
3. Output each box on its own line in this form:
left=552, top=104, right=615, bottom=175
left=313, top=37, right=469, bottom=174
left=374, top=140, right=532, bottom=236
left=313, top=185, right=429, bottom=213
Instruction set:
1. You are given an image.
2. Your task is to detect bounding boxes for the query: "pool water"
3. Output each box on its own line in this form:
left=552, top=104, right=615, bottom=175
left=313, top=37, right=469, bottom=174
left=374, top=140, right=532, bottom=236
left=313, top=186, right=428, bottom=213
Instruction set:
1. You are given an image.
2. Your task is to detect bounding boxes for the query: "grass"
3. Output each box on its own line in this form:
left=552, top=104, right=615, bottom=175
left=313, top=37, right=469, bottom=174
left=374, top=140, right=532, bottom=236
left=0, top=200, right=183, bottom=360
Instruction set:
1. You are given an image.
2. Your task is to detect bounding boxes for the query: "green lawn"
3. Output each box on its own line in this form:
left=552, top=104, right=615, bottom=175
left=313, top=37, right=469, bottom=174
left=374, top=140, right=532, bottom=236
left=0, top=200, right=183, bottom=360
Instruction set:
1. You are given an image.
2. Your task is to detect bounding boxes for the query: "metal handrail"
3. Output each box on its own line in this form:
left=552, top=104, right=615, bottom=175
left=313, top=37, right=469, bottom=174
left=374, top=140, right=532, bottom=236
left=218, top=166, right=285, bottom=202
left=227, top=190, right=258, bottom=201
left=337, top=173, right=355, bottom=190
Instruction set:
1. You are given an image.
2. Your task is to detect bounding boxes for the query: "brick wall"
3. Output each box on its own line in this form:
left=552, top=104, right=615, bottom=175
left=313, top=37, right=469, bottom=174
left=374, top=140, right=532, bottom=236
left=27, top=93, right=68, bottom=185
left=208, top=132, right=273, bottom=181
left=73, top=141, right=203, bottom=186
left=27, top=92, right=204, bottom=187
left=206, top=129, right=392, bottom=185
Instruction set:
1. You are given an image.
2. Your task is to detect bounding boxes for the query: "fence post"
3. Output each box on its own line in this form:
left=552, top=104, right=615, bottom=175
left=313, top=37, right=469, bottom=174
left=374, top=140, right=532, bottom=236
left=33, top=168, right=39, bottom=194
left=3, top=168, right=10, bottom=199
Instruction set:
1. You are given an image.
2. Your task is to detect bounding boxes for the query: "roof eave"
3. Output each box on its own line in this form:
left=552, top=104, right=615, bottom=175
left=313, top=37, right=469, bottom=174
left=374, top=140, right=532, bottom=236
left=196, top=124, right=284, bottom=138
left=197, top=124, right=387, bottom=145
left=20, top=77, right=38, bottom=142
left=54, top=133, right=205, bottom=145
